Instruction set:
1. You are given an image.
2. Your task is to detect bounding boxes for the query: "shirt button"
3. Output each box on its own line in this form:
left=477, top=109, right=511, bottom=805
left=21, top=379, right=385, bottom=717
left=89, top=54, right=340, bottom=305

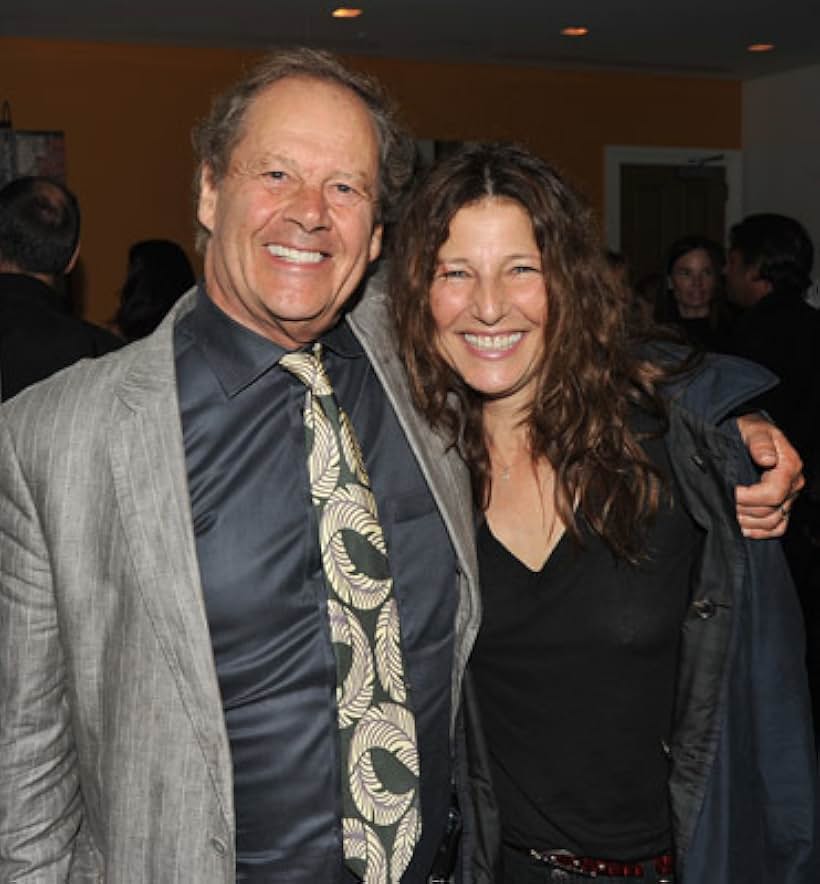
left=693, top=598, right=716, bottom=619
left=211, top=836, right=227, bottom=855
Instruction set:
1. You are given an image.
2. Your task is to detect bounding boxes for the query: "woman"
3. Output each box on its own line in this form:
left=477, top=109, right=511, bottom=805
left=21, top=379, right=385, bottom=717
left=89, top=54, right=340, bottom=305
left=112, top=238, right=195, bottom=341
left=655, top=235, right=732, bottom=352
left=390, top=143, right=816, bottom=883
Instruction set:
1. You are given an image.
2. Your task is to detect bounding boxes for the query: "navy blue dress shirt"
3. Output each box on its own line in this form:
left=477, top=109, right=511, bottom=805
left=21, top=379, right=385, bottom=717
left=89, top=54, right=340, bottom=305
left=174, top=288, right=458, bottom=882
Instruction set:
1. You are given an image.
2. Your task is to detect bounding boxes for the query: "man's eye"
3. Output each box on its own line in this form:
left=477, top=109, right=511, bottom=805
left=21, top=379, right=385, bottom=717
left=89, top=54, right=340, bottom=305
left=328, top=182, right=363, bottom=204
left=265, top=171, right=287, bottom=182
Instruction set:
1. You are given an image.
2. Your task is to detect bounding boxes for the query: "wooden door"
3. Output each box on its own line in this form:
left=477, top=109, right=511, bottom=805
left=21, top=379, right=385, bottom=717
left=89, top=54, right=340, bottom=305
left=620, top=163, right=727, bottom=284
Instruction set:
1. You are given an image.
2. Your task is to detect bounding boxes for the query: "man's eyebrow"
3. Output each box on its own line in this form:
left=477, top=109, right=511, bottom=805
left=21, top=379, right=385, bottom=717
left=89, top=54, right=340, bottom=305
left=252, top=152, right=375, bottom=186
left=251, top=151, right=296, bottom=171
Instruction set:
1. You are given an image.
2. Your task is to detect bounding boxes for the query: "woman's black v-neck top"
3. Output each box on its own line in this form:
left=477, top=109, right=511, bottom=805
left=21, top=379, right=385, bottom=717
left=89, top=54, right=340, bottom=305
left=471, top=426, right=701, bottom=861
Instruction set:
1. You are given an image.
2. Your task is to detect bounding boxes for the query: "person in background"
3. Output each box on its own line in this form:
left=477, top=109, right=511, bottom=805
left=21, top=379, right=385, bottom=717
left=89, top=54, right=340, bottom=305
left=113, top=238, right=196, bottom=341
left=0, top=175, right=121, bottom=400
left=725, top=214, right=820, bottom=470
left=725, top=211, right=820, bottom=738
left=655, top=234, right=732, bottom=352
left=391, top=142, right=817, bottom=884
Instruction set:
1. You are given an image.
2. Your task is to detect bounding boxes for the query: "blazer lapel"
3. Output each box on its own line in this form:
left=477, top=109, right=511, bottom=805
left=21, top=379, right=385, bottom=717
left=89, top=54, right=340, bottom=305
left=109, top=293, right=234, bottom=828
left=347, top=278, right=482, bottom=652
left=349, top=285, right=477, bottom=575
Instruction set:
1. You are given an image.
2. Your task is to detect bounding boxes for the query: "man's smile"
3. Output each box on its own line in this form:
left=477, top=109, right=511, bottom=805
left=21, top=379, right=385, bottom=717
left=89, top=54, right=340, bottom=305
left=266, top=243, right=327, bottom=264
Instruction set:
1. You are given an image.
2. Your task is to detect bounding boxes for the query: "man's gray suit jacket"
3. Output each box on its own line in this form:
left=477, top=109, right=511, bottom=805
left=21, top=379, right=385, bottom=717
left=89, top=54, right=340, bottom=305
left=0, top=283, right=481, bottom=882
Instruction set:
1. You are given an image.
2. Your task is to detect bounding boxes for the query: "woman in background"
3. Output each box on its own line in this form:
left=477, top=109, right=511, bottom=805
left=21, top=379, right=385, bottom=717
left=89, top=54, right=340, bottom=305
left=391, top=143, right=816, bottom=884
left=113, top=238, right=195, bottom=341
left=655, top=234, right=732, bottom=351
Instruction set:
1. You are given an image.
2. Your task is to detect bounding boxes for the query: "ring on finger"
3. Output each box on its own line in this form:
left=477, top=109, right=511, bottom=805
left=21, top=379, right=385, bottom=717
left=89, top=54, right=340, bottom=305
left=780, top=503, right=790, bottom=518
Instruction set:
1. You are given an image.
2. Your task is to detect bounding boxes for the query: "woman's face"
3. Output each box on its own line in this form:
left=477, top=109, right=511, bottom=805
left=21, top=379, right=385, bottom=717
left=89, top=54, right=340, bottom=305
left=429, top=196, right=548, bottom=406
left=669, top=247, right=718, bottom=318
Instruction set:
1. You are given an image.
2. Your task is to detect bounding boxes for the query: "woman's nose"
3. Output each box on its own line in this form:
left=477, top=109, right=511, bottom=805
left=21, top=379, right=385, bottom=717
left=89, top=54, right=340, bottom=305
left=472, top=279, right=507, bottom=323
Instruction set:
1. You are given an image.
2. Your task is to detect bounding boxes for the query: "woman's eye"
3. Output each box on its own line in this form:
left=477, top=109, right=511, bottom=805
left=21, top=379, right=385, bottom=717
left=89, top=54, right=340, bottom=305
left=440, top=269, right=468, bottom=280
left=512, top=264, right=539, bottom=275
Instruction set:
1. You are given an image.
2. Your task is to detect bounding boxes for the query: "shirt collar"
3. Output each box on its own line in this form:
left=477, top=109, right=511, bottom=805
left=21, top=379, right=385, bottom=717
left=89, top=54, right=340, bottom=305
left=184, top=285, right=364, bottom=397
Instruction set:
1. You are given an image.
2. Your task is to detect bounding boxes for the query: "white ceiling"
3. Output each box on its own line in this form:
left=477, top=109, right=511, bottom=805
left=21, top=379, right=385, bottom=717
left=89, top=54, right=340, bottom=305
left=3, top=0, right=819, bottom=80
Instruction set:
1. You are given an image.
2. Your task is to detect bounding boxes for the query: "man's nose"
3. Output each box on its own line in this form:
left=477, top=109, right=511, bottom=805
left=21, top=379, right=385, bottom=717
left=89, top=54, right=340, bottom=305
left=286, top=183, right=330, bottom=232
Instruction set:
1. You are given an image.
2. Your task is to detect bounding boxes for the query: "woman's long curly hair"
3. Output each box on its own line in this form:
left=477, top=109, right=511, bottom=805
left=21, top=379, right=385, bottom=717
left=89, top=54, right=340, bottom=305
left=391, top=142, right=682, bottom=563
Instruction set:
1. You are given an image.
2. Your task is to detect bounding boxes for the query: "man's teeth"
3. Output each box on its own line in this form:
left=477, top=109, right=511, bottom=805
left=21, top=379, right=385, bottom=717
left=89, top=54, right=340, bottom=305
left=267, top=244, right=324, bottom=264
left=464, top=332, right=523, bottom=351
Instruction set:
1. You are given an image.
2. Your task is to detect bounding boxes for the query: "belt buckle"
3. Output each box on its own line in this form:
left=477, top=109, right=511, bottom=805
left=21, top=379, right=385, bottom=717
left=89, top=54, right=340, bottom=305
left=529, top=849, right=599, bottom=879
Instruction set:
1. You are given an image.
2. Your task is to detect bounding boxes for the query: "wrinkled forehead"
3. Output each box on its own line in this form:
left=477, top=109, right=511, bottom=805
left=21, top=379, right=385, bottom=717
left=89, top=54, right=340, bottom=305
left=232, top=76, right=380, bottom=173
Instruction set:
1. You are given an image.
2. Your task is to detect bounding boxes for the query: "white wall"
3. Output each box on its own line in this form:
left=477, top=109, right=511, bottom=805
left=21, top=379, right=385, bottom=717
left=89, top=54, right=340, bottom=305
left=743, top=64, right=820, bottom=282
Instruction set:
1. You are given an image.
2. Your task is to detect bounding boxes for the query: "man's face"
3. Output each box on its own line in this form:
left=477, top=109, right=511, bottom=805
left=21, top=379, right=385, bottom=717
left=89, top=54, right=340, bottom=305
left=198, top=76, right=383, bottom=348
left=725, top=248, right=770, bottom=308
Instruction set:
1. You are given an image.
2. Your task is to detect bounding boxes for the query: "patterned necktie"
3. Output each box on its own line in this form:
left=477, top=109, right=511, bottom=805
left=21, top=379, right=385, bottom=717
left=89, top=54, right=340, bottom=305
left=280, top=343, right=421, bottom=884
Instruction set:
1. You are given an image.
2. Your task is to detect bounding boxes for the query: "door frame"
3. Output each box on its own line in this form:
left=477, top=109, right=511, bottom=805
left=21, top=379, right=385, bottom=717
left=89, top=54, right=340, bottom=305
left=604, top=145, right=743, bottom=251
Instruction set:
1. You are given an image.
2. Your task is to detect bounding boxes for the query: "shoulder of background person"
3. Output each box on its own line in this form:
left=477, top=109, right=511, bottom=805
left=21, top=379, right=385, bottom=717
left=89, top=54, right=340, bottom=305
left=80, top=319, right=124, bottom=356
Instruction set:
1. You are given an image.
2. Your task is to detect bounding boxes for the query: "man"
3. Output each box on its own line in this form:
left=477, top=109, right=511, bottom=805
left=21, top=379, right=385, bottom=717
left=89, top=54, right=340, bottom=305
left=726, top=212, right=820, bottom=735
left=725, top=213, right=820, bottom=468
left=0, top=49, right=803, bottom=883
left=0, top=176, right=121, bottom=400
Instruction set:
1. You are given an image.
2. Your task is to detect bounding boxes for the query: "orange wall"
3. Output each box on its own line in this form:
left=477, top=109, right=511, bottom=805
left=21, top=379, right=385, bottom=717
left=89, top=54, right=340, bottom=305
left=0, top=38, right=741, bottom=323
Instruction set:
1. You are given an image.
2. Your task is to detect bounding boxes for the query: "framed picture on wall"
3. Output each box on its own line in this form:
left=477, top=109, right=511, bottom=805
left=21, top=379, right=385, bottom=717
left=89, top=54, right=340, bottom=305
left=0, top=129, right=66, bottom=187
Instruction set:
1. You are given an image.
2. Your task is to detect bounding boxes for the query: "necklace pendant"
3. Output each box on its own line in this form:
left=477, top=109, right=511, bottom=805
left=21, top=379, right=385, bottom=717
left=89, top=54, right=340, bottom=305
left=500, top=466, right=511, bottom=480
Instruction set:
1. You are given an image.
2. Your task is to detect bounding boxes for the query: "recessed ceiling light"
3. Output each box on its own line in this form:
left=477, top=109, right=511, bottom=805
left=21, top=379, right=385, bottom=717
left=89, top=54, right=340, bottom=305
left=332, top=7, right=363, bottom=17
left=747, top=43, right=775, bottom=52
left=561, top=26, right=589, bottom=37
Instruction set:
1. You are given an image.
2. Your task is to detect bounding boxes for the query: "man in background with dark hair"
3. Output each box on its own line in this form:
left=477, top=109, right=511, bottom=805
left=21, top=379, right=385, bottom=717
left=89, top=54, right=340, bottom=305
left=726, top=211, right=820, bottom=735
left=0, top=175, right=121, bottom=400
left=726, top=211, right=820, bottom=483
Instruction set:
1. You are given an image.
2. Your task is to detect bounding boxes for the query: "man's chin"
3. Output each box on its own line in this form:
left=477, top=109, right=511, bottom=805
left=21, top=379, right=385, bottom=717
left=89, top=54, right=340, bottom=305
left=270, top=313, right=344, bottom=351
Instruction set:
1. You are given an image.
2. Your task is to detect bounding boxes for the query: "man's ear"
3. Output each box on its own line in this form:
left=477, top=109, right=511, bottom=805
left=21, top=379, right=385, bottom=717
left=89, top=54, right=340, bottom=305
left=751, top=265, right=773, bottom=299
left=368, top=223, right=383, bottom=263
left=197, top=165, right=218, bottom=234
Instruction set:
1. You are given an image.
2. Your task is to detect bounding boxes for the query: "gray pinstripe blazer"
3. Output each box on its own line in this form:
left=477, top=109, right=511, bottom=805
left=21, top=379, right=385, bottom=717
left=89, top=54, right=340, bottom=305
left=0, top=282, right=480, bottom=882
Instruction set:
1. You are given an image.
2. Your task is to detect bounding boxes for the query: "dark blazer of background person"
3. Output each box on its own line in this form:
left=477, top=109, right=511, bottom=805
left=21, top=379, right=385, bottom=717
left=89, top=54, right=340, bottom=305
left=0, top=176, right=121, bottom=401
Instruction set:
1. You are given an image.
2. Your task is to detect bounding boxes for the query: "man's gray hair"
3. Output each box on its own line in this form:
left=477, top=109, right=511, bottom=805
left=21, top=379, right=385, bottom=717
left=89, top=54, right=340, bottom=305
left=191, top=47, right=415, bottom=251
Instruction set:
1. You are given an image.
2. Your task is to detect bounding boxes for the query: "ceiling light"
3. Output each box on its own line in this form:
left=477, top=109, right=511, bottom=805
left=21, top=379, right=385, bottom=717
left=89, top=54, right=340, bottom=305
left=332, top=7, right=363, bottom=17
left=747, top=43, right=775, bottom=52
left=561, top=26, right=589, bottom=37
